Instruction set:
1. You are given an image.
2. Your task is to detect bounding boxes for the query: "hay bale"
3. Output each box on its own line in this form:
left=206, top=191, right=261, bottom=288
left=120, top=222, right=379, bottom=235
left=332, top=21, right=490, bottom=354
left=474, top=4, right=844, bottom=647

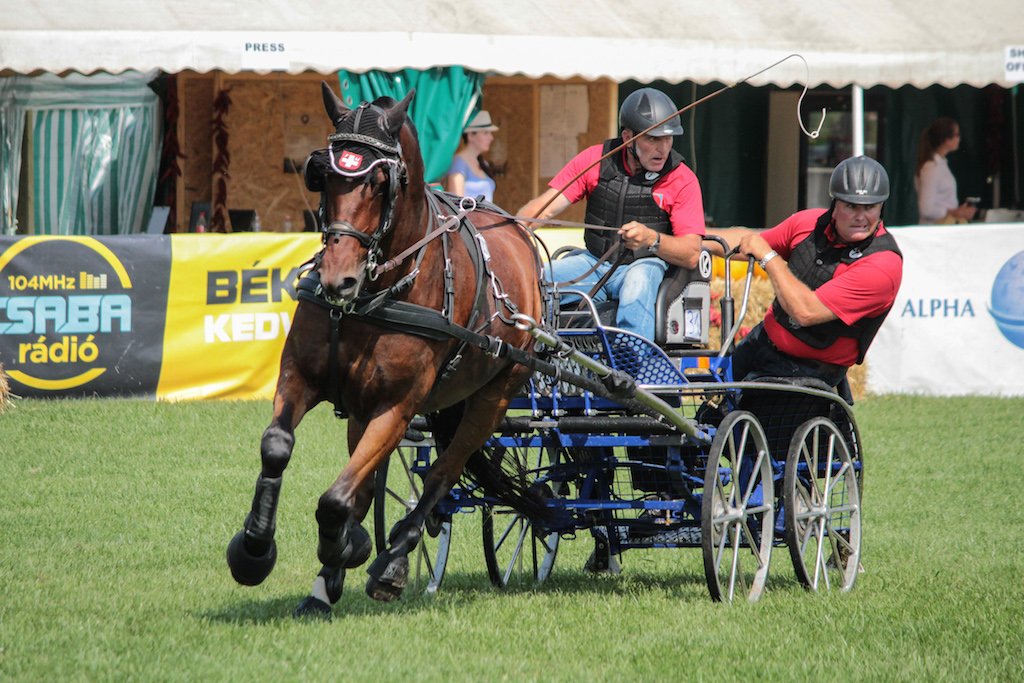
left=0, top=361, right=12, bottom=413
left=706, top=275, right=867, bottom=401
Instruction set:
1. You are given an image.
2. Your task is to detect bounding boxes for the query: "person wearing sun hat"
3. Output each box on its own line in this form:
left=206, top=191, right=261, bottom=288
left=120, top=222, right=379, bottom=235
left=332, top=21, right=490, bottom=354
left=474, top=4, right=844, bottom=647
left=446, top=110, right=499, bottom=202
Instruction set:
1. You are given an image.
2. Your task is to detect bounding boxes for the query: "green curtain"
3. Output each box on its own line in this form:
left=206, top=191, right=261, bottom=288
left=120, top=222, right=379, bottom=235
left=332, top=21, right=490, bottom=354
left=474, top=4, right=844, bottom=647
left=337, top=67, right=485, bottom=184
left=0, top=71, right=161, bottom=236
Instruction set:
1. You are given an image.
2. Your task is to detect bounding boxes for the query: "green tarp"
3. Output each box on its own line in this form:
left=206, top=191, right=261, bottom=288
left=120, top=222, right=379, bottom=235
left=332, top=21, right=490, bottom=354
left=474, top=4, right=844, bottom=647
left=337, top=67, right=485, bottom=184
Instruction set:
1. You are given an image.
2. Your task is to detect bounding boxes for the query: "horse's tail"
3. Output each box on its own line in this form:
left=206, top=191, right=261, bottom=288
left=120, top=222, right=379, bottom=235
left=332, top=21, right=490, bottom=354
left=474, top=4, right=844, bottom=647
left=426, top=403, right=553, bottom=524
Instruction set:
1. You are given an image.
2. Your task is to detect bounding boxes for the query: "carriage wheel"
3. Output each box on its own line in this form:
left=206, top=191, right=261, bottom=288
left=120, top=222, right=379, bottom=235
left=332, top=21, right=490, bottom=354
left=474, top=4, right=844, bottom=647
left=701, top=410, right=774, bottom=603
left=784, top=417, right=862, bottom=592
left=482, top=442, right=562, bottom=588
left=373, top=445, right=452, bottom=596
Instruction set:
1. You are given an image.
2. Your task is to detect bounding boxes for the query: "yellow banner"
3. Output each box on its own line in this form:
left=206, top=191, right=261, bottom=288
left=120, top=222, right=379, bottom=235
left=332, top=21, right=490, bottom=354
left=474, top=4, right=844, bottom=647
left=157, top=234, right=321, bottom=401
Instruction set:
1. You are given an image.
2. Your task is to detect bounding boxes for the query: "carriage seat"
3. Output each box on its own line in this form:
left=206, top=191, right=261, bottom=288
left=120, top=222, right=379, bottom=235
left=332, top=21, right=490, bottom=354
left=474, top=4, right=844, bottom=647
left=554, top=249, right=712, bottom=353
left=654, top=256, right=711, bottom=351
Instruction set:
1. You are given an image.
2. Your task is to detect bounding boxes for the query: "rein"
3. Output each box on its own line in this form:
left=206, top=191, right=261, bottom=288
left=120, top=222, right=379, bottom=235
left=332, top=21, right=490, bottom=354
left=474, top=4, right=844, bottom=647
left=372, top=196, right=477, bottom=278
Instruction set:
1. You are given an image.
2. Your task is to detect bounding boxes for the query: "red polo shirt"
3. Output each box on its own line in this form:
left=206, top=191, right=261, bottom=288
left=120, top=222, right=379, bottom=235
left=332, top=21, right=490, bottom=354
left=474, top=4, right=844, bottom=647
left=761, top=209, right=903, bottom=366
left=550, top=144, right=706, bottom=237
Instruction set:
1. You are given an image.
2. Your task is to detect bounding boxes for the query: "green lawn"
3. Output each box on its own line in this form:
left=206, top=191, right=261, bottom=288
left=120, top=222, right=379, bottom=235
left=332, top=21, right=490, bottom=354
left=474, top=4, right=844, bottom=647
left=2, top=396, right=1022, bottom=681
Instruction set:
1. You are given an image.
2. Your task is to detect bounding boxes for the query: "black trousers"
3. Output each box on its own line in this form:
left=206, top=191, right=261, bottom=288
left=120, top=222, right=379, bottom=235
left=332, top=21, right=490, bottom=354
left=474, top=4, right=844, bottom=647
left=730, top=323, right=849, bottom=391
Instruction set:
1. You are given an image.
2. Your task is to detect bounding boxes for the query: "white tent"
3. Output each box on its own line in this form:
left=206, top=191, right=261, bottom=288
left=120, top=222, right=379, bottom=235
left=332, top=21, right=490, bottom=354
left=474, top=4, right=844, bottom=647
left=2, top=0, right=1023, bottom=88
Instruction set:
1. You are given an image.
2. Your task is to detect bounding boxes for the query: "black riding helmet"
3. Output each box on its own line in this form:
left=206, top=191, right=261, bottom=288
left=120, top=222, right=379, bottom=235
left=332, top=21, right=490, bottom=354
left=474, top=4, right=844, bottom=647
left=619, top=88, right=683, bottom=137
left=830, top=155, right=890, bottom=204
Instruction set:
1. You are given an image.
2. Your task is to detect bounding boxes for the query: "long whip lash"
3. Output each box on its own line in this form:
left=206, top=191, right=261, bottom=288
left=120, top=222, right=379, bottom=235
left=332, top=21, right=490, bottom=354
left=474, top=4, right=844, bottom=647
left=527, top=53, right=825, bottom=221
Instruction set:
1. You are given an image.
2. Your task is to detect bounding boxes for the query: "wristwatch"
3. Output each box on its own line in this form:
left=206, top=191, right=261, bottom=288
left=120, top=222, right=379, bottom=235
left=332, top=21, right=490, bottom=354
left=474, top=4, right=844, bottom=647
left=649, top=234, right=661, bottom=253
left=758, top=250, right=779, bottom=270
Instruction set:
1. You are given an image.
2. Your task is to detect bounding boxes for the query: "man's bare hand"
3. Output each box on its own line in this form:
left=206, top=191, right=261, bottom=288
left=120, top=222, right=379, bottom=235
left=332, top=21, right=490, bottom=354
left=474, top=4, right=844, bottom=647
left=618, top=221, right=658, bottom=251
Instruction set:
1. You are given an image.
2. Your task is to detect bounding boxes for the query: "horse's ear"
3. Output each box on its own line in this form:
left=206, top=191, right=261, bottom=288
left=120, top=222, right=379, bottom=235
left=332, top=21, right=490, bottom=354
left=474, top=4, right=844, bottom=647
left=321, top=81, right=349, bottom=126
left=384, top=89, right=415, bottom=138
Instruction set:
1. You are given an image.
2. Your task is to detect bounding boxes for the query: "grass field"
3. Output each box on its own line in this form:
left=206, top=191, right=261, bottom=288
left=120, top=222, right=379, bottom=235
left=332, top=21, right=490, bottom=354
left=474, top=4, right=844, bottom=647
left=2, top=395, right=1023, bottom=681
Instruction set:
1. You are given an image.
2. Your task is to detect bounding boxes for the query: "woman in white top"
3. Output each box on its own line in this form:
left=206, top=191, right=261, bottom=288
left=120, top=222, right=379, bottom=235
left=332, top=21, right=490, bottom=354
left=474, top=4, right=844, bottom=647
left=446, top=110, right=498, bottom=203
left=914, top=117, right=977, bottom=225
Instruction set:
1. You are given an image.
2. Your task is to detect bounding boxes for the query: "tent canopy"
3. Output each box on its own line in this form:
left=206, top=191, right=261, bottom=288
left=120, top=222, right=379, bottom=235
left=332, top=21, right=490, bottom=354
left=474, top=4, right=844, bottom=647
left=2, top=0, right=1022, bottom=88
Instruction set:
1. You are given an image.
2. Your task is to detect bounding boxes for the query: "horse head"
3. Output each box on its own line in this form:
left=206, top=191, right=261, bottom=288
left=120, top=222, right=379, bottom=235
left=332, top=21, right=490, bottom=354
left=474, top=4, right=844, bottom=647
left=306, top=82, right=422, bottom=307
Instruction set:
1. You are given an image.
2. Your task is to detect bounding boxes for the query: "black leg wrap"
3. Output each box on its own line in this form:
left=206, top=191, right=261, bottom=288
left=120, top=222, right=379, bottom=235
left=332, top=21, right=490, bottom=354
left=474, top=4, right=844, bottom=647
left=226, top=475, right=283, bottom=585
left=318, top=518, right=373, bottom=569
left=344, top=520, right=372, bottom=569
left=243, top=475, right=283, bottom=556
left=319, top=565, right=346, bottom=604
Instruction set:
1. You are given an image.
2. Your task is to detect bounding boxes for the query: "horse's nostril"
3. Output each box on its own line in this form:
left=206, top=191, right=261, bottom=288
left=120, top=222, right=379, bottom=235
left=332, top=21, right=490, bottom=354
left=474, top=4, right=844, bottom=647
left=340, top=277, right=358, bottom=292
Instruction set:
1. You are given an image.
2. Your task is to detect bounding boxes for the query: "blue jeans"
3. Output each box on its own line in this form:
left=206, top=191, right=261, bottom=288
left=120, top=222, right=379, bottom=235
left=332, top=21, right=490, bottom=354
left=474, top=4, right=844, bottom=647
left=548, top=250, right=669, bottom=341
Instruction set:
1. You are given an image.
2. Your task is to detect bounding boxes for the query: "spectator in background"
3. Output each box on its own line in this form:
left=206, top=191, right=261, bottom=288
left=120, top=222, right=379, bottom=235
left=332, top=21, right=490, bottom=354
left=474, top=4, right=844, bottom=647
left=446, top=111, right=498, bottom=203
left=915, top=117, right=977, bottom=224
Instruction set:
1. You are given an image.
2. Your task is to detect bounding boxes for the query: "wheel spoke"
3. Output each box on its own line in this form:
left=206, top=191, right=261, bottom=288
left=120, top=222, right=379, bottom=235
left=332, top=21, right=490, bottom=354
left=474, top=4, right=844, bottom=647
left=493, top=514, right=523, bottom=554
left=813, top=517, right=829, bottom=590
left=784, top=417, right=861, bottom=593
left=501, top=524, right=530, bottom=585
left=482, top=442, right=561, bottom=588
left=702, top=411, right=773, bottom=603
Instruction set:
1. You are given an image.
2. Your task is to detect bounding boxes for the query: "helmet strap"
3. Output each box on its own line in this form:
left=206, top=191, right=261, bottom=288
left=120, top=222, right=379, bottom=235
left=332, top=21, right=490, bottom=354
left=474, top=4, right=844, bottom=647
left=622, top=130, right=641, bottom=170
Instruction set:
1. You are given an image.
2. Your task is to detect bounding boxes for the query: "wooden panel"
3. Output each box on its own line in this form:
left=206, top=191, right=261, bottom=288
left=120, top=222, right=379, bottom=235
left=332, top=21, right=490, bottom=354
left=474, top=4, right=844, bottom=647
left=481, top=82, right=536, bottom=214
left=219, top=74, right=327, bottom=232
left=179, top=72, right=214, bottom=233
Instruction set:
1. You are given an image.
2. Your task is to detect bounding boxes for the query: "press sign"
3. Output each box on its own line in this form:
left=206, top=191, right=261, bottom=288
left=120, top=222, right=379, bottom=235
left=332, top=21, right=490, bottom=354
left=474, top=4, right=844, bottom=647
left=241, top=36, right=291, bottom=71
left=1007, top=46, right=1024, bottom=82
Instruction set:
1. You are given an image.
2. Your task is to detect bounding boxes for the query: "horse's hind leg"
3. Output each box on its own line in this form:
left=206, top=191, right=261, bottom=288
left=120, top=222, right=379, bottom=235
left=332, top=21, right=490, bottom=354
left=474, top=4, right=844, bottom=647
left=366, top=379, right=524, bottom=602
left=227, top=378, right=312, bottom=587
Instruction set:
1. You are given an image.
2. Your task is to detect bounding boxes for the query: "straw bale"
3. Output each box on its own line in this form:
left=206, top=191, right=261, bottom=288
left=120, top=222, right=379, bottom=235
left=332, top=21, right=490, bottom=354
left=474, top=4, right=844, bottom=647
left=707, top=274, right=868, bottom=401
left=0, top=361, right=13, bottom=413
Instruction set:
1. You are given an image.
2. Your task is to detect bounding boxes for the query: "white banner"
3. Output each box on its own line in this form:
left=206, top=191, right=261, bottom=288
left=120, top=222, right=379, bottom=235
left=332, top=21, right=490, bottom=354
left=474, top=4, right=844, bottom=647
left=867, top=223, right=1024, bottom=396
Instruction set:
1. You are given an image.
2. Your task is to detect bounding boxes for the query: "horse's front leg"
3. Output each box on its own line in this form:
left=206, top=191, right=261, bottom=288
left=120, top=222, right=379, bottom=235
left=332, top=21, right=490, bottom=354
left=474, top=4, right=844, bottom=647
left=293, top=410, right=409, bottom=616
left=226, top=370, right=314, bottom=587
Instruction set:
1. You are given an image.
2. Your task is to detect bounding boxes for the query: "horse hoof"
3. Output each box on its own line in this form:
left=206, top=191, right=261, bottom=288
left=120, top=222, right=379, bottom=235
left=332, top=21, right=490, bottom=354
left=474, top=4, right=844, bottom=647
left=226, top=530, right=277, bottom=586
left=365, top=576, right=404, bottom=603
left=365, top=553, right=409, bottom=602
left=293, top=596, right=332, bottom=620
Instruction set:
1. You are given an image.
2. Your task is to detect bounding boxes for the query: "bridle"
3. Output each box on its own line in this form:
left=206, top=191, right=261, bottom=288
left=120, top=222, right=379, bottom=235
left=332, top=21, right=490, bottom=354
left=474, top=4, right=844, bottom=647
left=306, top=102, right=410, bottom=281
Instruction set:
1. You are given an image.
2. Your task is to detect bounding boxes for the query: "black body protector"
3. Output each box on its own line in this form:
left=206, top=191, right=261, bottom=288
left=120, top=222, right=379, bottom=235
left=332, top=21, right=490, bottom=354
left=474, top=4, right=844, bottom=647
left=583, top=138, right=682, bottom=264
left=771, top=208, right=903, bottom=364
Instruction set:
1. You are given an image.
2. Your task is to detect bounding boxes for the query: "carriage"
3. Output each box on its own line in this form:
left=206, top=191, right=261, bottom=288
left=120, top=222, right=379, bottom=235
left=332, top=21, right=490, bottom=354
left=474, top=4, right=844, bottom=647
left=375, top=244, right=864, bottom=603
left=226, top=84, right=863, bottom=616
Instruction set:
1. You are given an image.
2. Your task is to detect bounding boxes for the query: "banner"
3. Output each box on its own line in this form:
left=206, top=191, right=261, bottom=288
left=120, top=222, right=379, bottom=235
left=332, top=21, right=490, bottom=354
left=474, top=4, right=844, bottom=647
left=1, top=234, right=321, bottom=400
left=6, top=227, right=1024, bottom=399
left=867, top=223, right=1024, bottom=396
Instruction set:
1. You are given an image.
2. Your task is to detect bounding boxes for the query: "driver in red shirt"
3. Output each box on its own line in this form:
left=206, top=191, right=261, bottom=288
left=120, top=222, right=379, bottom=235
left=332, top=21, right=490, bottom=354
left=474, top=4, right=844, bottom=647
left=709, top=156, right=903, bottom=399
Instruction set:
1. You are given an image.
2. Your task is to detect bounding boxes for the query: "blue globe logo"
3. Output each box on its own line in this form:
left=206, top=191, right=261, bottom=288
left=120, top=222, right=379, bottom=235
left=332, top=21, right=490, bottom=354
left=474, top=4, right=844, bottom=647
left=989, top=250, right=1024, bottom=349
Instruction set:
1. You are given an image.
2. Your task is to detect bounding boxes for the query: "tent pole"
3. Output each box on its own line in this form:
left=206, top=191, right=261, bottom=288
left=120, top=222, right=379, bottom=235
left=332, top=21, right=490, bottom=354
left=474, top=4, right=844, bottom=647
left=852, top=84, right=865, bottom=157
left=1014, top=85, right=1020, bottom=206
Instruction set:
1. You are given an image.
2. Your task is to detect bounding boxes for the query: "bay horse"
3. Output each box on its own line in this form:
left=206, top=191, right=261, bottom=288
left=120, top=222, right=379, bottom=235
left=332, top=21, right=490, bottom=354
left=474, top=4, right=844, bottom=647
left=226, top=83, right=546, bottom=618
